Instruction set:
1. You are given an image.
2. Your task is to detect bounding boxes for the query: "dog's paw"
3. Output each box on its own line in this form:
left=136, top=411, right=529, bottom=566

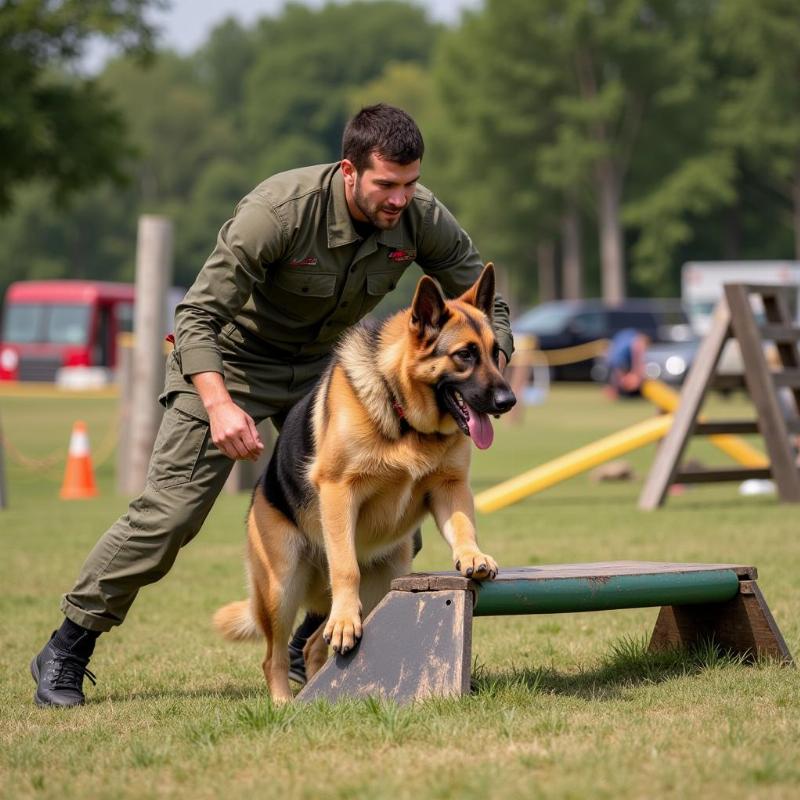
left=323, top=604, right=363, bottom=654
left=454, top=550, right=498, bottom=581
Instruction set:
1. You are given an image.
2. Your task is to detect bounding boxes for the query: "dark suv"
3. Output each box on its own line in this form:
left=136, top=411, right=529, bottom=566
left=512, top=299, right=691, bottom=381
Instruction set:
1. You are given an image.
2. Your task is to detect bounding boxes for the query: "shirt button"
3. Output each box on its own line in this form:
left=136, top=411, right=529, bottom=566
left=301, top=287, right=309, bottom=293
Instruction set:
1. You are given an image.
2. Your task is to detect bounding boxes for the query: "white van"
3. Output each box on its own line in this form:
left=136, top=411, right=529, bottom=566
left=681, top=261, right=800, bottom=377
left=683, top=261, right=800, bottom=334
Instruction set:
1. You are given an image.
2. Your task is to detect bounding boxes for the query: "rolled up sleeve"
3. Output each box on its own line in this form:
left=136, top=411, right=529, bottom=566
left=174, top=195, right=288, bottom=377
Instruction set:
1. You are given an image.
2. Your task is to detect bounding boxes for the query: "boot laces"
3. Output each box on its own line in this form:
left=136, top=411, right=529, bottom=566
left=51, top=654, right=97, bottom=690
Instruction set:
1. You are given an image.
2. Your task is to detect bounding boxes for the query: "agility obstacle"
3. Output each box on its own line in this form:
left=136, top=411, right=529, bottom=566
left=298, top=561, right=793, bottom=703
left=641, top=380, right=768, bottom=468
left=641, top=284, right=800, bottom=508
left=474, top=413, right=672, bottom=513
left=475, top=377, right=774, bottom=513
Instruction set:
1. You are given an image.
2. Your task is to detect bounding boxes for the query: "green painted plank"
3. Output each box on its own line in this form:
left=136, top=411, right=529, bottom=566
left=472, top=570, right=741, bottom=616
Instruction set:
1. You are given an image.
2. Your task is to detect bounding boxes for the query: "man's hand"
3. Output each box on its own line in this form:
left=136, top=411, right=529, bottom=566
left=191, top=371, right=264, bottom=461
left=208, top=401, right=264, bottom=461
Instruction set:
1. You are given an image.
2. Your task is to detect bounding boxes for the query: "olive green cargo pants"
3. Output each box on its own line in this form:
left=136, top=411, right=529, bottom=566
left=60, top=347, right=327, bottom=632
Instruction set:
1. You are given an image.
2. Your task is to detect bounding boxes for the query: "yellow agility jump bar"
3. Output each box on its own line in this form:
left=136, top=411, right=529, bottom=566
left=475, top=414, right=673, bottom=513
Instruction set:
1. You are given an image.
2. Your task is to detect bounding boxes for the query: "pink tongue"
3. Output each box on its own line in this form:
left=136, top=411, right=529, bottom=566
left=466, top=405, right=494, bottom=449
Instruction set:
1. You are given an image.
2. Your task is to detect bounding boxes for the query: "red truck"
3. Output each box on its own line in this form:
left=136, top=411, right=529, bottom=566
left=0, top=280, right=136, bottom=382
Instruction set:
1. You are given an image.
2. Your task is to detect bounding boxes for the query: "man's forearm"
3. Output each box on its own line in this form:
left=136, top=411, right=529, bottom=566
left=191, top=371, right=234, bottom=412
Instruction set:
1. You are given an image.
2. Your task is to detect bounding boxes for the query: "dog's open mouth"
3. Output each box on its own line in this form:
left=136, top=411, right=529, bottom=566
left=443, top=387, right=494, bottom=450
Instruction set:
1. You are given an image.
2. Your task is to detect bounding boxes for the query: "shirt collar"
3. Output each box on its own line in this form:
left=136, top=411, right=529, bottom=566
left=327, top=167, right=360, bottom=248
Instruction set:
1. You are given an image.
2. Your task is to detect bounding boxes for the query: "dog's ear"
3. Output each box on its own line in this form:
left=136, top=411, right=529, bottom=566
left=459, top=262, right=495, bottom=320
left=410, top=276, right=449, bottom=338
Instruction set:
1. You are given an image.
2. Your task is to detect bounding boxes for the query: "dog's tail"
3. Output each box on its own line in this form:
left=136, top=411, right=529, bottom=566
left=212, top=600, right=262, bottom=642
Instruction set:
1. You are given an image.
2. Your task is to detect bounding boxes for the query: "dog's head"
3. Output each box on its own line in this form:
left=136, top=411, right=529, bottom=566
left=408, top=263, right=516, bottom=448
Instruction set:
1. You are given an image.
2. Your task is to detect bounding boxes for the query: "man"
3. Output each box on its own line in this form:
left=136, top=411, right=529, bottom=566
left=605, top=328, right=650, bottom=398
left=31, top=104, right=514, bottom=707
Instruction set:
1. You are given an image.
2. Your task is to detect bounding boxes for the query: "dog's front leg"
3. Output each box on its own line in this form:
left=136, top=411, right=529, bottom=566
left=429, top=479, right=498, bottom=580
left=318, top=481, right=363, bottom=653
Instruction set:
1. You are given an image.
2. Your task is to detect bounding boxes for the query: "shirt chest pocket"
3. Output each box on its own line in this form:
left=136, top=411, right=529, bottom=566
left=267, top=268, right=338, bottom=322
left=273, top=269, right=337, bottom=297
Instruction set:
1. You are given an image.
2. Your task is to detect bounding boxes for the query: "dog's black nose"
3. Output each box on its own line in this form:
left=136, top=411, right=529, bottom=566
left=492, top=387, right=516, bottom=413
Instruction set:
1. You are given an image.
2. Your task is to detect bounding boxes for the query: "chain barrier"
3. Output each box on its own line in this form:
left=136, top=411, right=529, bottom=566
left=2, top=339, right=609, bottom=472
left=0, top=408, right=121, bottom=476
left=0, top=437, right=64, bottom=471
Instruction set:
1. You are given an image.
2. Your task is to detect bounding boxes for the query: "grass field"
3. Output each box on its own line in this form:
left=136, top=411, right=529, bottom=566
left=1, top=385, right=799, bottom=799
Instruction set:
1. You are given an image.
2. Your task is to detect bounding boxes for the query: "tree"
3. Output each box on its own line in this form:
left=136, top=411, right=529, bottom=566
left=243, top=1, right=440, bottom=174
left=713, top=0, right=800, bottom=260
left=0, top=0, right=164, bottom=211
left=534, top=0, right=719, bottom=301
left=0, top=1, right=443, bottom=296
left=194, top=17, right=255, bottom=130
left=434, top=0, right=738, bottom=303
left=433, top=5, right=565, bottom=307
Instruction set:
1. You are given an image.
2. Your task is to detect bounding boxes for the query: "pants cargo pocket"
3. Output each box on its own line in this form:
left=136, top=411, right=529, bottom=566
left=146, top=395, right=210, bottom=490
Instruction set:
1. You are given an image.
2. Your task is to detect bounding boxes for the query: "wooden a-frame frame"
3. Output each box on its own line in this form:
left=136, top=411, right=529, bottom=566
left=639, top=283, right=800, bottom=509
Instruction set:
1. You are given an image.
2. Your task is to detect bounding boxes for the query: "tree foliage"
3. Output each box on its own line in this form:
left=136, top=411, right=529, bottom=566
left=243, top=1, right=439, bottom=175
left=712, top=0, right=800, bottom=258
left=0, top=0, right=164, bottom=210
left=2, top=0, right=800, bottom=308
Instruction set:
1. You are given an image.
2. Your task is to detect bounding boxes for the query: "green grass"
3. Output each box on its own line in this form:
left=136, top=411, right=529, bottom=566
left=1, top=385, right=799, bottom=799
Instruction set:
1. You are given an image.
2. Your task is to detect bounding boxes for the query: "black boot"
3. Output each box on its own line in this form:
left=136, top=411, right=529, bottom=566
left=288, top=612, right=325, bottom=685
left=31, top=621, right=98, bottom=708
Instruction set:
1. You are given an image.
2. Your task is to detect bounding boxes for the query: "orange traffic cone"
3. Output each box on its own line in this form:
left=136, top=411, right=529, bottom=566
left=60, top=421, right=99, bottom=499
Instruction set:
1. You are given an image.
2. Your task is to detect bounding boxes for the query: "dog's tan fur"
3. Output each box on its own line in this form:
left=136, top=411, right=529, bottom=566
left=214, top=265, right=511, bottom=702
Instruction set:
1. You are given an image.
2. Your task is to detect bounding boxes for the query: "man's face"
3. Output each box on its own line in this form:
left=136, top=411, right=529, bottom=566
left=342, top=153, right=421, bottom=230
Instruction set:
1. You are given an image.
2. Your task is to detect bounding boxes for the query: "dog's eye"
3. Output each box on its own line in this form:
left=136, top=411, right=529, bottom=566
left=454, top=345, right=478, bottom=362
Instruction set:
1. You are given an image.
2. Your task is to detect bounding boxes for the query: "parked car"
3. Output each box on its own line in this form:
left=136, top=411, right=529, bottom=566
left=512, top=299, right=692, bottom=381
left=642, top=338, right=699, bottom=385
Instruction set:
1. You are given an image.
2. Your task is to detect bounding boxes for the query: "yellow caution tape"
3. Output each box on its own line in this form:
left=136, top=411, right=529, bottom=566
left=511, top=337, right=609, bottom=368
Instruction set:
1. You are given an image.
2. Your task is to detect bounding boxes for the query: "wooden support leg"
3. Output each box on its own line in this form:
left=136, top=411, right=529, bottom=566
left=648, top=581, right=794, bottom=665
left=297, top=589, right=473, bottom=704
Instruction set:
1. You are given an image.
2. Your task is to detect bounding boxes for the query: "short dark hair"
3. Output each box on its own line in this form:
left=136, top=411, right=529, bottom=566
left=342, top=104, right=425, bottom=171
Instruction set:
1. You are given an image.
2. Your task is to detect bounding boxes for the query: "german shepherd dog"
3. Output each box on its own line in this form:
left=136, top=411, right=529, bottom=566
left=213, top=264, right=515, bottom=702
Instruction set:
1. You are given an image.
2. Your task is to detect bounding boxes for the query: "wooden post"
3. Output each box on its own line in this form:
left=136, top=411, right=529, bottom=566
left=0, top=414, right=7, bottom=509
left=121, top=216, right=174, bottom=495
left=537, top=240, right=557, bottom=302
left=561, top=203, right=583, bottom=300
left=116, top=334, right=134, bottom=494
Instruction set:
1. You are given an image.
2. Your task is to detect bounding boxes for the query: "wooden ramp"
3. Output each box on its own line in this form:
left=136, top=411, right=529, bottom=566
left=298, top=561, right=793, bottom=704
left=639, top=283, right=800, bottom=509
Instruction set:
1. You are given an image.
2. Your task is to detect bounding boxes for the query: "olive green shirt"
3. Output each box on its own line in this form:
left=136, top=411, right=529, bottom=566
left=174, top=162, right=514, bottom=378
